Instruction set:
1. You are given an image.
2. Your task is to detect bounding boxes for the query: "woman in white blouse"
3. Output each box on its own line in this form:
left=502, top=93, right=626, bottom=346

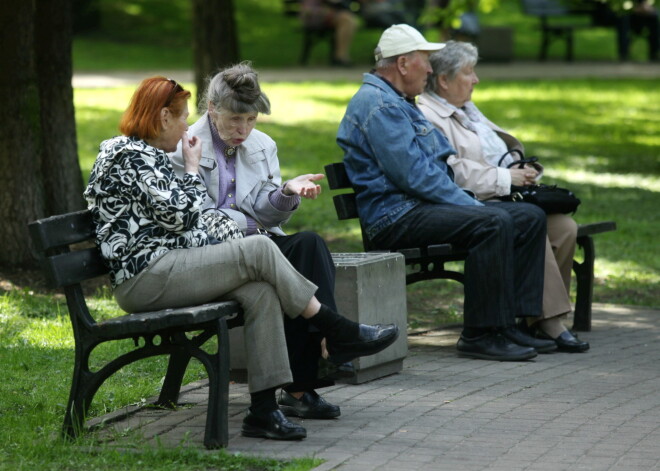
left=418, top=41, right=588, bottom=353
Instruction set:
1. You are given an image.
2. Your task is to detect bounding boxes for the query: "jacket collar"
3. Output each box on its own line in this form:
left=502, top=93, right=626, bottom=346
left=418, top=92, right=454, bottom=119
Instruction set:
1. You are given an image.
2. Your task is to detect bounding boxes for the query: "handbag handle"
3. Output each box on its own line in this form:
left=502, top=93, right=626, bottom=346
left=497, top=149, right=539, bottom=169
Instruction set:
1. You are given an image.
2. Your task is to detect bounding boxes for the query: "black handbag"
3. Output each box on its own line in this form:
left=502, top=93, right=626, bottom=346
left=497, top=150, right=581, bottom=215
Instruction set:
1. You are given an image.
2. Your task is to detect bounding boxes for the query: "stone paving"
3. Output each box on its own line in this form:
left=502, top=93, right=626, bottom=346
left=93, top=304, right=660, bottom=471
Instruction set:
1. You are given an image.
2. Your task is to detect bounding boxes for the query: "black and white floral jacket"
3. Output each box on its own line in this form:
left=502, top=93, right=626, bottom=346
left=84, top=136, right=241, bottom=287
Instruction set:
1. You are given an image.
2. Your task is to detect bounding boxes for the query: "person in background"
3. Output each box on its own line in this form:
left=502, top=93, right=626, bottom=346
left=418, top=41, right=589, bottom=352
left=586, top=0, right=659, bottom=61
left=301, top=0, right=359, bottom=66
left=170, top=62, right=352, bottom=422
left=84, top=76, right=399, bottom=441
left=337, top=24, right=557, bottom=362
left=360, top=0, right=409, bottom=28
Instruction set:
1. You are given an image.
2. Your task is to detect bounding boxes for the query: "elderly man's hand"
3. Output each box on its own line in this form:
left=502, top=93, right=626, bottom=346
left=283, top=174, right=325, bottom=199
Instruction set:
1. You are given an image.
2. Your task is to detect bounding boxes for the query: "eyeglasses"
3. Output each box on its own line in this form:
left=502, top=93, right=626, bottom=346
left=163, top=78, right=183, bottom=107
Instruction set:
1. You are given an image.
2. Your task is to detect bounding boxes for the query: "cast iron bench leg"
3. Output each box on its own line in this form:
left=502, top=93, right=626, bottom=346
left=203, top=317, right=231, bottom=449
left=573, top=235, right=595, bottom=332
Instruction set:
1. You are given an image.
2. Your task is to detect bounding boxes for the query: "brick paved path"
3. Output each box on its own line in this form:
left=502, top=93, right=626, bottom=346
left=94, top=304, right=660, bottom=471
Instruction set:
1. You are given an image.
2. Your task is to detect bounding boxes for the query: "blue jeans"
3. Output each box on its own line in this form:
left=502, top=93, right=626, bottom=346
left=372, top=201, right=547, bottom=328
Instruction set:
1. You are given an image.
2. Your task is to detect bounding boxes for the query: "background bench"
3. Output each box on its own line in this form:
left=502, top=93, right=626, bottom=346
left=283, top=0, right=336, bottom=65
left=325, top=161, right=616, bottom=332
left=28, top=210, right=243, bottom=449
left=521, top=0, right=645, bottom=61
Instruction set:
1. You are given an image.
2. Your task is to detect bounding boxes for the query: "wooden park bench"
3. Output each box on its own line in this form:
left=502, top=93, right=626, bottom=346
left=283, top=0, right=336, bottom=65
left=521, top=0, right=647, bottom=61
left=325, top=161, right=616, bottom=332
left=28, top=210, right=244, bottom=449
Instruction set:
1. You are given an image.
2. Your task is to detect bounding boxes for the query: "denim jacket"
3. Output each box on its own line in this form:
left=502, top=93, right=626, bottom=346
left=337, top=73, right=482, bottom=240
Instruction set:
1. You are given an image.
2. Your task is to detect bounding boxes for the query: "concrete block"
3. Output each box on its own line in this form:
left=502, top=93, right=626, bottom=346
left=228, top=252, right=408, bottom=385
left=332, top=252, right=408, bottom=384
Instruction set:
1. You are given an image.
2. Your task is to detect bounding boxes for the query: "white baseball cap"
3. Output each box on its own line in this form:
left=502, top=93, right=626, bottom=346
left=374, top=24, right=445, bottom=61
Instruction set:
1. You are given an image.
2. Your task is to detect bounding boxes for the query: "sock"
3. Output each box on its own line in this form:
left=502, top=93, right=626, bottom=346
left=462, top=327, right=492, bottom=338
left=307, top=304, right=360, bottom=343
left=249, top=387, right=278, bottom=417
left=538, top=317, right=567, bottom=339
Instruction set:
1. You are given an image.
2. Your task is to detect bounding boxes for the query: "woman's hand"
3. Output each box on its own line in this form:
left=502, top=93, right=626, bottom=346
left=182, top=132, right=202, bottom=174
left=282, top=174, right=325, bottom=199
left=509, top=166, right=539, bottom=186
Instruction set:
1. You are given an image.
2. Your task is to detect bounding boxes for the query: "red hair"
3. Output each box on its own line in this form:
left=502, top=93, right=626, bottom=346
left=119, top=76, right=191, bottom=140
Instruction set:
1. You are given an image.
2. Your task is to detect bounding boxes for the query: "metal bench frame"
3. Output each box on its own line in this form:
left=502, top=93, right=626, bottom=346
left=28, top=210, right=243, bottom=449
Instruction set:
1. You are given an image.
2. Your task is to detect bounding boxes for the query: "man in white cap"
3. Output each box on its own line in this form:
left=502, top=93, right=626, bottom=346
left=337, top=24, right=556, bottom=361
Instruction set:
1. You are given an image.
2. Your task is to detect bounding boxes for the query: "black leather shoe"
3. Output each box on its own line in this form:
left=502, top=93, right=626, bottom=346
left=501, top=326, right=557, bottom=353
left=327, top=323, right=399, bottom=365
left=457, top=332, right=538, bottom=361
left=241, top=409, right=307, bottom=440
left=553, top=330, right=590, bottom=353
left=279, top=390, right=341, bottom=420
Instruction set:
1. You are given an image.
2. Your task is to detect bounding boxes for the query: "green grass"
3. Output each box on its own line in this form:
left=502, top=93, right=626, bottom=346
left=72, top=0, right=655, bottom=70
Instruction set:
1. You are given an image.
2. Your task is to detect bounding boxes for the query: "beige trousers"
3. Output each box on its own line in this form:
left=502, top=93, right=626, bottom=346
left=114, top=236, right=318, bottom=393
left=541, top=214, right=578, bottom=319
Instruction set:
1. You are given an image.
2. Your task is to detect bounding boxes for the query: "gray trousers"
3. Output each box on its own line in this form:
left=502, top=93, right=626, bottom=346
left=114, top=236, right=318, bottom=393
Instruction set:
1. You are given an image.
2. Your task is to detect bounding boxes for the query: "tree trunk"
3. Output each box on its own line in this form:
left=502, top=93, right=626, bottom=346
left=0, top=0, right=46, bottom=266
left=0, top=0, right=82, bottom=267
left=36, top=0, right=85, bottom=216
left=192, top=0, right=240, bottom=107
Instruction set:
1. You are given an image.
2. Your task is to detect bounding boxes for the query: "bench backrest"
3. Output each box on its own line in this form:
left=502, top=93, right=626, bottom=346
left=283, top=0, right=301, bottom=17
left=521, top=0, right=569, bottom=16
left=325, top=162, right=377, bottom=251
left=28, top=210, right=108, bottom=288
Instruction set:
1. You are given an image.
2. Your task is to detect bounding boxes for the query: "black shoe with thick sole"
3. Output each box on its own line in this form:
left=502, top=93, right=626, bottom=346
left=541, top=330, right=590, bottom=353
left=279, top=390, right=341, bottom=420
left=501, top=325, right=557, bottom=353
left=241, top=409, right=307, bottom=440
left=327, top=323, right=399, bottom=365
left=457, top=332, right=538, bottom=361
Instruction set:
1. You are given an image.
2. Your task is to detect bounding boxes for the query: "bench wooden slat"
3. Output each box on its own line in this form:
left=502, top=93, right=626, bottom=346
left=28, top=209, right=94, bottom=252
left=332, top=193, right=358, bottom=221
left=97, top=302, right=242, bottom=339
left=577, top=221, right=617, bottom=238
left=326, top=161, right=352, bottom=190
left=44, top=247, right=108, bottom=287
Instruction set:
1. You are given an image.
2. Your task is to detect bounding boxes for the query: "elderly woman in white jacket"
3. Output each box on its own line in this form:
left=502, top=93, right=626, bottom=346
left=170, top=62, right=350, bottom=421
left=418, top=41, right=588, bottom=353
